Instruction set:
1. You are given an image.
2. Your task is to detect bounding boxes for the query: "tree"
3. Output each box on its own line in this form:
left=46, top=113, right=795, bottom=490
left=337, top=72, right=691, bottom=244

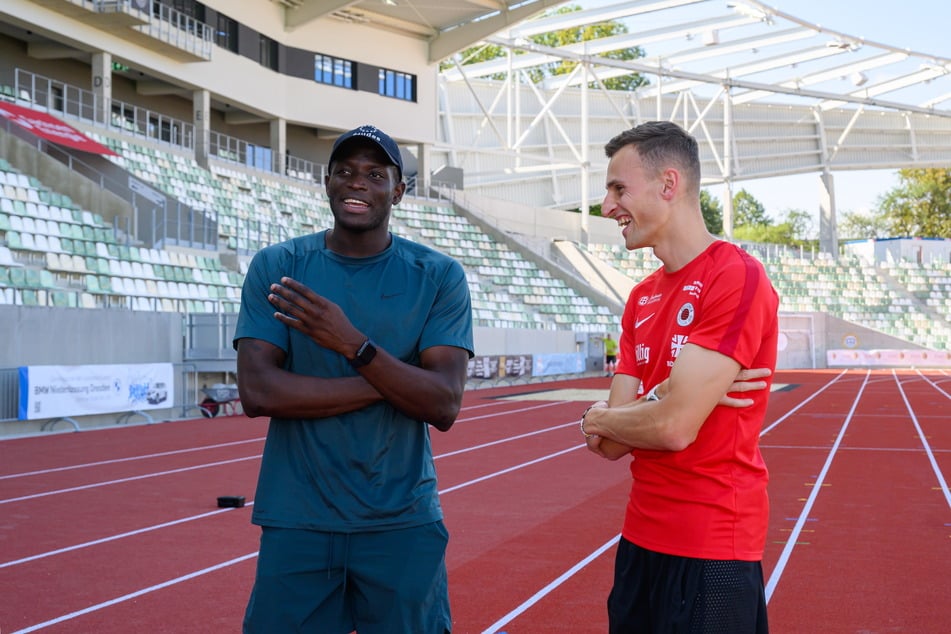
left=732, top=189, right=770, bottom=228
left=876, top=168, right=951, bottom=238
left=839, top=209, right=891, bottom=240
left=445, top=5, right=648, bottom=92
left=700, top=189, right=723, bottom=235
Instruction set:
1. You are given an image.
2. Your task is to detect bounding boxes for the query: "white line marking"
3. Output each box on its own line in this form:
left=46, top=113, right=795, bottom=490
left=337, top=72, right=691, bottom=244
left=0, top=455, right=260, bottom=505
left=914, top=368, right=951, bottom=400
left=760, top=369, right=848, bottom=436
left=764, top=369, right=870, bottom=603
left=0, top=504, right=253, bottom=569
left=481, top=533, right=621, bottom=634
left=893, top=369, right=951, bottom=509
left=10, top=438, right=588, bottom=631
left=9, top=553, right=260, bottom=634
left=435, top=421, right=577, bottom=459
left=0, top=438, right=264, bottom=480
left=438, top=445, right=583, bottom=494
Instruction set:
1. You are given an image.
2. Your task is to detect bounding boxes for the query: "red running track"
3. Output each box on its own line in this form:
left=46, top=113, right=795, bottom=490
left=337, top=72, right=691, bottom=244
left=0, top=369, right=949, bottom=633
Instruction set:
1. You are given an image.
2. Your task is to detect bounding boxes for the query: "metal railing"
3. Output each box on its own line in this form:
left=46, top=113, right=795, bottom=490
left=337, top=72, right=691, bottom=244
left=9, top=68, right=195, bottom=149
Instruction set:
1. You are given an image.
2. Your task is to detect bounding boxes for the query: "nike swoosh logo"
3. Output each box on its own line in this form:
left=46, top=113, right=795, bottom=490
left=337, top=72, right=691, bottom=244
left=635, top=313, right=655, bottom=328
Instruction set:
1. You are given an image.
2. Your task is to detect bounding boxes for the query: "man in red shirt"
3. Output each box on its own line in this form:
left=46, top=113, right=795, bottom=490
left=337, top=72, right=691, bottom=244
left=581, top=121, right=779, bottom=633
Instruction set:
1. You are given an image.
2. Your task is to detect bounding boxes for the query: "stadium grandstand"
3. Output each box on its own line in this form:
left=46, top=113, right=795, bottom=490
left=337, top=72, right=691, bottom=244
left=1, top=0, right=950, bottom=434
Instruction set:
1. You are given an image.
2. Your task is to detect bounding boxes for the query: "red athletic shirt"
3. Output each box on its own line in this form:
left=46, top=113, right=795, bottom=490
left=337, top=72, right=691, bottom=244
left=615, top=240, right=779, bottom=561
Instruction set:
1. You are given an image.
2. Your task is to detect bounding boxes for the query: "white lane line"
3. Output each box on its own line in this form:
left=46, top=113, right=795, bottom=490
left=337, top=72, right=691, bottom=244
left=914, top=367, right=951, bottom=399
left=0, top=455, right=261, bottom=505
left=0, top=401, right=568, bottom=482
left=0, top=438, right=265, bottom=481
left=10, top=439, right=589, bottom=632
left=764, top=369, right=871, bottom=603
left=455, top=400, right=572, bottom=423
left=482, top=533, right=621, bottom=634
left=10, top=553, right=260, bottom=634
left=1, top=420, right=582, bottom=568
left=438, top=445, right=583, bottom=494
left=0, top=504, right=253, bottom=569
left=435, top=421, right=577, bottom=459
left=893, top=369, right=951, bottom=509
left=760, top=369, right=848, bottom=436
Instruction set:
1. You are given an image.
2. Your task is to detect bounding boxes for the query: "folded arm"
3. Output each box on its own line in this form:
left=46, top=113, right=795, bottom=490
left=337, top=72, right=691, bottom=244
left=583, top=347, right=769, bottom=459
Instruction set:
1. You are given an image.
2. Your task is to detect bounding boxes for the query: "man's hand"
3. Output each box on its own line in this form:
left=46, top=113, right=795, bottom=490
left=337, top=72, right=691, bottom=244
left=646, top=367, right=771, bottom=408
left=267, top=277, right=364, bottom=356
left=720, top=367, right=771, bottom=407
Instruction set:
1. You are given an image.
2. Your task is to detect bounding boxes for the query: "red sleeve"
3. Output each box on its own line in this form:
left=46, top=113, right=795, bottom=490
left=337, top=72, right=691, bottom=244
left=689, top=247, right=778, bottom=368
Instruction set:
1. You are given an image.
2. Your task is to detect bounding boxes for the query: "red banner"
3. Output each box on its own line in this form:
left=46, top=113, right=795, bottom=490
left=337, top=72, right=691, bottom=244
left=0, top=101, right=117, bottom=156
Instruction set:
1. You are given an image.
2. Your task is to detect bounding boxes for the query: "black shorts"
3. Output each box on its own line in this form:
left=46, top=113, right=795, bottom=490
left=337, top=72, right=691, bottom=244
left=606, top=355, right=617, bottom=363
left=608, top=537, right=768, bottom=634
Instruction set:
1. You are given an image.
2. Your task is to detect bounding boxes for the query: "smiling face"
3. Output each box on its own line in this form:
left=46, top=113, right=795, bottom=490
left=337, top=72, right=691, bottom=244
left=602, top=144, right=669, bottom=251
left=325, top=138, right=405, bottom=238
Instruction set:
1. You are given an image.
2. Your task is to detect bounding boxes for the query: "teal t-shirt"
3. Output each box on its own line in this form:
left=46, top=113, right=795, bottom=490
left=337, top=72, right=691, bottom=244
left=233, top=230, right=474, bottom=532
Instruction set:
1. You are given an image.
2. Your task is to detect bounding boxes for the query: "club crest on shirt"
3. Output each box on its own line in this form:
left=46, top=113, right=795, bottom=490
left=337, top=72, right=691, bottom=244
left=677, top=302, right=695, bottom=327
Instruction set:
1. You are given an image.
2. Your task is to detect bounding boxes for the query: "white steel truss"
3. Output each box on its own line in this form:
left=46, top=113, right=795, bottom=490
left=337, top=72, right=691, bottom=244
left=434, top=0, right=951, bottom=252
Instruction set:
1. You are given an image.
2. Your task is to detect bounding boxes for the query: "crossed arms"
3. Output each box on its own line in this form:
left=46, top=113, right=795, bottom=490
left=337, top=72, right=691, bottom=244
left=236, top=277, right=470, bottom=431
left=582, top=343, right=771, bottom=460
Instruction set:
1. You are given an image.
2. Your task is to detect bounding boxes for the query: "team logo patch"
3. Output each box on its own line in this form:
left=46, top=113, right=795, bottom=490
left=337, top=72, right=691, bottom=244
left=677, top=302, right=695, bottom=327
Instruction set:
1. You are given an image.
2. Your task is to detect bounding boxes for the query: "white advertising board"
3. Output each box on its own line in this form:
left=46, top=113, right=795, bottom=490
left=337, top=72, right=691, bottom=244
left=18, top=363, right=175, bottom=420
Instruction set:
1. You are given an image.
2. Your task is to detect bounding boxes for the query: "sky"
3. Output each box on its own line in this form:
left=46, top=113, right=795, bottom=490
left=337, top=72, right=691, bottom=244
left=709, top=0, right=951, bottom=224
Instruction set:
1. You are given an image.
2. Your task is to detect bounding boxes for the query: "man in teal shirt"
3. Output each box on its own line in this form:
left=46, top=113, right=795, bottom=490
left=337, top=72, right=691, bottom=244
left=234, top=125, right=474, bottom=633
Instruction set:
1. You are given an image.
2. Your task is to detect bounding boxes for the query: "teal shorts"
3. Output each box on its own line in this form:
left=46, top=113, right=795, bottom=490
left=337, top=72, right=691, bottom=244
left=243, top=521, right=451, bottom=634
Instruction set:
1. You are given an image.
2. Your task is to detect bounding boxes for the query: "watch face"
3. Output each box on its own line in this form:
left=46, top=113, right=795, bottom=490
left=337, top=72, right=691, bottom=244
left=351, top=340, right=377, bottom=368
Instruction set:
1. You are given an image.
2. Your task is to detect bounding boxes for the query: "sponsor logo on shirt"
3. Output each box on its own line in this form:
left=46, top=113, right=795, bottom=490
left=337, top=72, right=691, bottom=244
left=671, top=334, right=688, bottom=359
left=637, top=293, right=663, bottom=306
left=683, top=280, right=703, bottom=299
left=635, top=343, right=650, bottom=365
left=635, top=313, right=655, bottom=329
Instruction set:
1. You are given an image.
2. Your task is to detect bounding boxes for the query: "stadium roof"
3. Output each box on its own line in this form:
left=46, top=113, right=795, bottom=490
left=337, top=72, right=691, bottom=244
left=271, top=0, right=567, bottom=63
left=440, top=0, right=951, bottom=116
left=272, top=1, right=951, bottom=113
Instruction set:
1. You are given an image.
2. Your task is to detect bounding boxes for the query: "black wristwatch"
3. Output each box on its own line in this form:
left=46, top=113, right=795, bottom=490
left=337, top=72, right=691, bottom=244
left=349, top=338, right=377, bottom=369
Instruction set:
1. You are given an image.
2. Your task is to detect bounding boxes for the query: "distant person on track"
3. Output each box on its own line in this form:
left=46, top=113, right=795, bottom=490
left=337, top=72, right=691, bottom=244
left=233, top=124, right=474, bottom=634
left=580, top=121, right=779, bottom=634
left=603, top=332, right=619, bottom=376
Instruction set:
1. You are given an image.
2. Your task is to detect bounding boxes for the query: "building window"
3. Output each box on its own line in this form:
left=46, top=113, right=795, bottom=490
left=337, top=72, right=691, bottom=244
left=378, top=69, right=414, bottom=102
left=215, top=14, right=238, bottom=52
left=314, top=54, right=352, bottom=88
left=260, top=35, right=278, bottom=71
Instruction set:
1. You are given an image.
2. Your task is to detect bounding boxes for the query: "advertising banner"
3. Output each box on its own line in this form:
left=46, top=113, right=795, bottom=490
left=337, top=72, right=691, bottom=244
left=827, top=348, right=951, bottom=368
left=18, top=363, right=175, bottom=420
left=0, top=101, right=118, bottom=155
left=532, top=352, right=585, bottom=377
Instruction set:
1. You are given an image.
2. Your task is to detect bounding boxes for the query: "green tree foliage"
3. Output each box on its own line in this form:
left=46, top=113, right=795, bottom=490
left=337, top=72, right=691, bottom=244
left=839, top=209, right=892, bottom=240
left=700, top=189, right=723, bottom=235
left=876, top=168, right=951, bottom=238
left=732, top=189, right=770, bottom=227
left=444, top=5, right=648, bottom=91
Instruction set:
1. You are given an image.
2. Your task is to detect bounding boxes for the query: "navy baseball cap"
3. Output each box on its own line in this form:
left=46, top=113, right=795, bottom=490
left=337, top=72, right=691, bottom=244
left=329, top=125, right=403, bottom=178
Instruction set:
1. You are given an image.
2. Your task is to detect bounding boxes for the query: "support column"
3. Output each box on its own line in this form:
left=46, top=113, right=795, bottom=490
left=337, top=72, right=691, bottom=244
left=193, top=89, right=210, bottom=169
left=270, top=117, right=286, bottom=175
left=722, top=83, right=734, bottom=239
left=416, top=142, right=431, bottom=195
left=819, top=169, right=838, bottom=258
left=91, top=52, right=112, bottom=126
left=580, top=61, right=590, bottom=246
left=722, top=181, right=734, bottom=238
